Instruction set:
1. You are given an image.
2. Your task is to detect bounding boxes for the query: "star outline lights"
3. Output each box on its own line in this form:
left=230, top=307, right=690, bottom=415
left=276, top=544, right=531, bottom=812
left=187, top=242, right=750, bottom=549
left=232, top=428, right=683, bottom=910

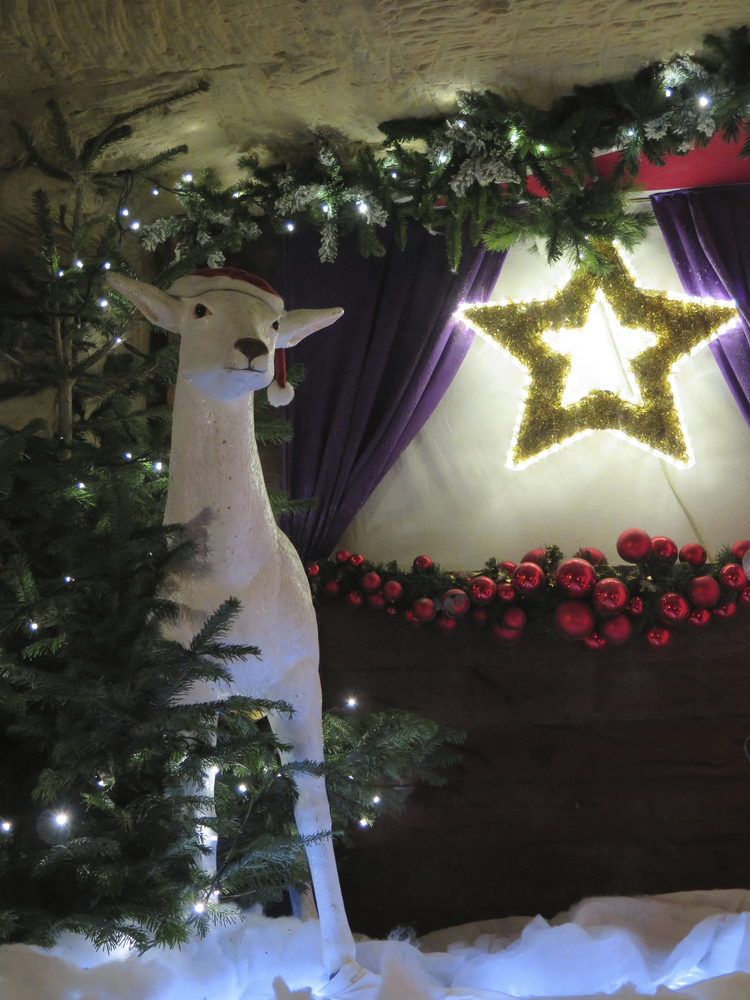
left=458, top=243, right=738, bottom=470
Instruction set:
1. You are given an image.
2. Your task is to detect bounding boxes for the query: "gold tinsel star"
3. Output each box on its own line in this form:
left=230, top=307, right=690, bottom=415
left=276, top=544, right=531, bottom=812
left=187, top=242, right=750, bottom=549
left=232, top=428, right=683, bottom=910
left=459, top=243, right=737, bottom=469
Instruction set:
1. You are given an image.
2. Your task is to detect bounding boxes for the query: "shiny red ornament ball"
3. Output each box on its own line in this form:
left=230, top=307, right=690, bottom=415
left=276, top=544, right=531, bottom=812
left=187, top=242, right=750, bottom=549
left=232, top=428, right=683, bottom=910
left=491, top=623, right=523, bottom=645
left=555, top=558, right=596, bottom=598
left=521, top=547, right=546, bottom=565
left=335, top=550, right=350, bottom=564
left=713, top=601, right=737, bottom=619
left=592, top=578, right=629, bottom=616
left=497, top=582, right=516, bottom=603
left=413, top=555, right=433, bottom=572
left=383, top=580, right=403, bottom=602
left=687, top=575, right=720, bottom=609
left=616, top=528, right=652, bottom=563
left=324, top=580, right=340, bottom=596
left=346, top=590, right=364, bottom=608
left=349, top=553, right=365, bottom=567
left=575, top=547, right=607, bottom=566
left=512, top=561, right=545, bottom=594
left=471, top=607, right=489, bottom=624
left=361, top=572, right=382, bottom=593
left=581, top=631, right=608, bottom=651
left=689, top=608, right=711, bottom=627
left=554, top=600, right=595, bottom=640
left=412, top=597, right=437, bottom=622
left=503, top=606, right=526, bottom=631
left=658, top=592, right=690, bottom=625
left=442, top=589, right=470, bottom=619
left=627, top=596, right=644, bottom=616
left=385, top=604, right=398, bottom=616
left=651, top=536, right=678, bottom=562
left=645, top=626, right=672, bottom=648
left=436, top=614, right=458, bottom=635
left=368, top=593, right=386, bottom=611
left=498, top=560, right=517, bottom=576
left=719, top=563, right=746, bottom=591
left=600, top=614, right=632, bottom=645
left=403, top=610, right=420, bottom=627
left=468, top=575, right=497, bottom=605
left=307, top=563, right=320, bottom=577
left=679, top=543, right=707, bottom=568
left=740, top=585, right=750, bottom=607
left=731, top=540, right=750, bottom=561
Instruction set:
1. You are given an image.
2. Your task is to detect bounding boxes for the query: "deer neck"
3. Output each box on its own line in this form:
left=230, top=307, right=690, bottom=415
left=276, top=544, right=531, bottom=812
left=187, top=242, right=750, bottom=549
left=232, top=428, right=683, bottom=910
left=165, top=374, right=277, bottom=577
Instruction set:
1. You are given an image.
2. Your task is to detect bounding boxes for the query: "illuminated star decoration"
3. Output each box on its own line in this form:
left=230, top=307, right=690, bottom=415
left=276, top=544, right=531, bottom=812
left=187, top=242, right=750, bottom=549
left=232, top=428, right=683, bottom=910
left=458, top=243, right=738, bottom=469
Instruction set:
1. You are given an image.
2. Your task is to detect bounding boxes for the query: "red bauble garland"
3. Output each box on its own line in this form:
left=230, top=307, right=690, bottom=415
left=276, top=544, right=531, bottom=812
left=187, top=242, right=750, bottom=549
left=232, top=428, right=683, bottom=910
left=592, top=577, right=629, bottom=615
left=554, top=600, right=595, bottom=640
left=555, top=558, right=596, bottom=598
left=616, top=528, right=652, bottom=563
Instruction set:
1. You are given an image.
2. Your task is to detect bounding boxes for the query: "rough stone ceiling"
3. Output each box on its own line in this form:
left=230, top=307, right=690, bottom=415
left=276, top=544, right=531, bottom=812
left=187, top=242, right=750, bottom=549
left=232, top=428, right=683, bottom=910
left=2, top=0, right=747, bottom=175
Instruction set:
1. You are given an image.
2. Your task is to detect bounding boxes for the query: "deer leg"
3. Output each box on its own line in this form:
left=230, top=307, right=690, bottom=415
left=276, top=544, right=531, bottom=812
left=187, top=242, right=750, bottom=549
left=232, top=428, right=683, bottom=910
left=270, top=710, right=357, bottom=975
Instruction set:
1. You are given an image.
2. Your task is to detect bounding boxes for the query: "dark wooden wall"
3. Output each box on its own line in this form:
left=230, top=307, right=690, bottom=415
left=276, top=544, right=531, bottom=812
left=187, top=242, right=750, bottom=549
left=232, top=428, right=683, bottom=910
left=318, top=603, right=750, bottom=938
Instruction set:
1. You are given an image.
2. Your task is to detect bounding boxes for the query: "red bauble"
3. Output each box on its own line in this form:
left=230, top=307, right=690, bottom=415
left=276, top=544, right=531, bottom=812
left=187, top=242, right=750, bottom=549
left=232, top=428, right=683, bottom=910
left=600, top=614, right=632, bottom=645
left=368, top=593, right=386, bottom=611
left=346, top=590, right=364, bottom=608
left=645, top=626, right=672, bottom=648
left=616, top=528, right=652, bottom=563
left=324, top=580, right=340, bottom=596
left=592, top=578, right=629, bottom=616
left=719, top=563, right=746, bottom=591
left=582, top=631, right=608, bottom=650
left=497, top=582, right=516, bottom=603
left=412, top=597, right=437, bottom=622
left=689, top=608, right=711, bottom=627
left=498, top=560, right=517, bottom=576
left=468, top=575, right=497, bottom=605
left=361, top=572, right=382, bottom=593
left=307, top=563, right=320, bottom=578
left=436, top=614, right=458, bottom=635
left=349, top=553, right=365, bottom=567
left=713, top=601, right=737, bottom=619
left=658, top=592, right=690, bottom=625
left=503, top=606, right=526, bottom=631
left=651, top=536, right=678, bottom=562
left=687, top=575, right=720, bottom=609
left=679, top=543, right=707, bottom=568
left=731, top=540, right=750, bottom=561
left=575, top=547, right=607, bottom=565
left=413, top=555, right=433, bottom=572
left=512, top=562, right=545, bottom=594
left=403, top=610, right=420, bottom=627
left=385, top=604, right=398, bottom=616
left=383, top=580, right=403, bottom=602
left=521, top=547, right=546, bottom=565
left=740, top=585, right=750, bottom=607
left=491, top=623, right=523, bottom=645
left=554, top=600, right=595, bottom=640
left=627, top=596, right=644, bottom=616
left=471, top=607, right=489, bottom=624
left=555, top=558, right=596, bottom=599
left=442, top=589, right=470, bottom=619
left=335, top=550, right=350, bottom=564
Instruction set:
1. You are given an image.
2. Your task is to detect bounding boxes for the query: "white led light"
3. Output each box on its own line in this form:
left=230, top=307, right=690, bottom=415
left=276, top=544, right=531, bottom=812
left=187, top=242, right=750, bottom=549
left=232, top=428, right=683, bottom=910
left=346, top=697, right=357, bottom=708
left=232, top=191, right=241, bottom=198
left=75, top=260, right=83, bottom=268
left=665, top=88, right=672, bottom=97
left=1, top=821, right=11, bottom=832
left=699, top=95, right=710, bottom=107
left=438, top=153, right=448, bottom=164
left=130, top=221, right=140, bottom=231
left=77, top=482, right=85, bottom=489
left=193, top=901, right=205, bottom=913
left=124, top=452, right=132, bottom=460
left=183, top=173, right=193, bottom=182
left=457, top=120, right=466, bottom=128
left=153, top=461, right=163, bottom=471
left=64, top=575, right=73, bottom=582
left=120, top=208, right=129, bottom=217
left=538, top=144, right=546, bottom=153
left=357, top=202, right=368, bottom=213
left=114, top=336, right=122, bottom=344
left=57, top=270, right=64, bottom=277
left=97, top=780, right=106, bottom=787
left=372, top=795, right=380, bottom=803
left=321, top=203, right=329, bottom=213
left=152, top=188, right=159, bottom=196
left=358, top=818, right=368, bottom=827
left=103, top=262, right=111, bottom=270
left=29, top=621, right=38, bottom=631
left=391, top=171, right=398, bottom=178
left=54, top=812, right=68, bottom=826
left=285, top=221, right=295, bottom=231
left=237, top=784, right=247, bottom=793
left=509, top=130, right=519, bottom=144
left=99, top=299, right=108, bottom=308
left=627, top=129, right=634, bottom=136
left=347, top=775, right=354, bottom=780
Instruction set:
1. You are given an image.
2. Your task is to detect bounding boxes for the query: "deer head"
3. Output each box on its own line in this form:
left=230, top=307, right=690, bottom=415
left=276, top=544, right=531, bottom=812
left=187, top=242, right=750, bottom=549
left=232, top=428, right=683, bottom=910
left=108, top=269, right=343, bottom=404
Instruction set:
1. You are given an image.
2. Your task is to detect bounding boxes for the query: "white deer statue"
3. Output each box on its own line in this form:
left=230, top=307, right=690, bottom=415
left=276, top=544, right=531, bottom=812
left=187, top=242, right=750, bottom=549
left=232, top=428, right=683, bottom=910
left=108, top=268, right=356, bottom=976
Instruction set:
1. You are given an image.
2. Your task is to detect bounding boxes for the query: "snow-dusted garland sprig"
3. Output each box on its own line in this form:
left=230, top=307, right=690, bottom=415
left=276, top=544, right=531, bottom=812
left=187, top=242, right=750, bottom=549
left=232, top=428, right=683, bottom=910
left=209, top=27, right=750, bottom=274
left=306, top=532, right=750, bottom=651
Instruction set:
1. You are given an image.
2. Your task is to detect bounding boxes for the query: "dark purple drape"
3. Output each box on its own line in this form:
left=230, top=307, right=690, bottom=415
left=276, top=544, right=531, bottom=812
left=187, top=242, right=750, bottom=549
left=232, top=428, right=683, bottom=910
left=274, top=221, right=506, bottom=563
left=651, top=185, right=750, bottom=428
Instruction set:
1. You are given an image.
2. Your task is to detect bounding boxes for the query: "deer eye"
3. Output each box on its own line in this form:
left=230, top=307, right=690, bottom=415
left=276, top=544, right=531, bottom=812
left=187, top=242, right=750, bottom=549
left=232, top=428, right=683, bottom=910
left=271, top=320, right=279, bottom=331
left=193, top=303, right=211, bottom=319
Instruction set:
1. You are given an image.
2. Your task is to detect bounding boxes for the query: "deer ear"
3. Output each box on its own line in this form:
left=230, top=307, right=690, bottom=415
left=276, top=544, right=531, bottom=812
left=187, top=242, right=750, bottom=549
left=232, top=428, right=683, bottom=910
left=107, top=274, right=184, bottom=332
left=275, top=307, right=344, bottom=348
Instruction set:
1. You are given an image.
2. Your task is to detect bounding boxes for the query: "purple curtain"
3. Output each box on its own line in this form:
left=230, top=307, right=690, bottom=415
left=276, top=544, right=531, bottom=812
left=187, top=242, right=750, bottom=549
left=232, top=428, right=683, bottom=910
left=274, top=221, right=506, bottom=563
left=651, top=185, right=750, bottom=427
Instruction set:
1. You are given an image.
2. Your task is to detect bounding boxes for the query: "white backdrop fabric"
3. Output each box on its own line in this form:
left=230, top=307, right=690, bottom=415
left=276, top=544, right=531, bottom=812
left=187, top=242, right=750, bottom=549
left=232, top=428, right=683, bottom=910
left=337, top=229, right=750, bottom=569
left=4, top=890, right=750, bottom=998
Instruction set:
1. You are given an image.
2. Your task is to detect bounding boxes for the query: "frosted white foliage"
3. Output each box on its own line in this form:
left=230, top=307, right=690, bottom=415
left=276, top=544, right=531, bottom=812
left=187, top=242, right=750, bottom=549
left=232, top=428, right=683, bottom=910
left=206, top=250, right=226, bottom=268
left=319, top=221, right=339, bottom=263
left=4, top=890, right=750, bottom=999
left=450, top=155, right=519, bottom=197
left=140, top=216, right=182, bottom=251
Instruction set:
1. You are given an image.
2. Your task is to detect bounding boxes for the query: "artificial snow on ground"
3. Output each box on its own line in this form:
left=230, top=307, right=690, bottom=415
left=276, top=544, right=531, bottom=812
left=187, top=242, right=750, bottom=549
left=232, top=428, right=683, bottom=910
left=4, top=890, right=750, bottom=999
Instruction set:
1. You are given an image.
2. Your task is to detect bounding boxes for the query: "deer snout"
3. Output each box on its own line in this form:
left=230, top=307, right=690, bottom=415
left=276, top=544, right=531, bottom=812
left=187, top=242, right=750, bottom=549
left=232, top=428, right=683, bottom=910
left=234, top=337, right=269, bottom=369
